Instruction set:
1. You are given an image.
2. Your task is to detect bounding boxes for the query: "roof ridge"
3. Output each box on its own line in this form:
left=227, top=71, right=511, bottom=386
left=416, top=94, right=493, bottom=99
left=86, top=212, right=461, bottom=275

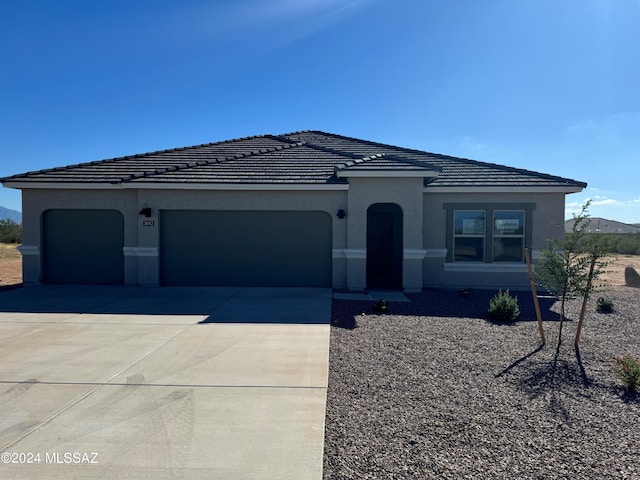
left=295, top=140, right=428, bottom=174
left=293, top=130, right=585, bottom=187
left=265, top=134, right=300, bottom=145
left=284, top=130, right=443, bottom=174
left=377, top=153, right=443, bottom=172
left=299, top=140, right=361, bottom=160
left=128, top=133, right=272, bottom=158
left=285, top=130, right=480, bottom=165
left=5, top=133, right=281, bottom=182
left=334, top=153, right=385, bottom=171
left=120, top=141, right=305, bottom=183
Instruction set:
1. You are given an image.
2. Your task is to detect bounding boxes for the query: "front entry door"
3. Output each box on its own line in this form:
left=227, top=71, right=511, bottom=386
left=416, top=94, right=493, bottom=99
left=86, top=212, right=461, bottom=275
left=366, top=203, right=403, bottom=289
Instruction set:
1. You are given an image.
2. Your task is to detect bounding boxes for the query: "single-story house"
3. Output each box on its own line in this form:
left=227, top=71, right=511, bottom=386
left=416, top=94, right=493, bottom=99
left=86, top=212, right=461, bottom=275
left=1, top=130, right=586, bottom=291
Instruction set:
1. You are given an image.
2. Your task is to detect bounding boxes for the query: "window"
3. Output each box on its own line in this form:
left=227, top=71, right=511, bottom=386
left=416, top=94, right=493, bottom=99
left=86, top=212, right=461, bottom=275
left=445, top=203, right=534, bottom=265
left=453, top=210, right=485, bottom=262
left=493, top=210, right=525, bottom=262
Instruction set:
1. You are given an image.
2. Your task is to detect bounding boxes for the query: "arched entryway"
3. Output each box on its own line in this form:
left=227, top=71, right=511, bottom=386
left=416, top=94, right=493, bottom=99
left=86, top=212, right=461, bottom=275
left=366, top=203, right=403, bottom=289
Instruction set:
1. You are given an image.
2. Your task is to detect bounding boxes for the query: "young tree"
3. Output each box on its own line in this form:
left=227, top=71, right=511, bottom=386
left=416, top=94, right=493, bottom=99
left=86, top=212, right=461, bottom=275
left=535, top=201, right=608, bottom=347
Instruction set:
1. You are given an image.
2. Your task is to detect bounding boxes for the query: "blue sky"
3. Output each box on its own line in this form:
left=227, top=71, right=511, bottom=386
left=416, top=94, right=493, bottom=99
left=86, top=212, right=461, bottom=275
left=1, top=0, right=639, bottom=222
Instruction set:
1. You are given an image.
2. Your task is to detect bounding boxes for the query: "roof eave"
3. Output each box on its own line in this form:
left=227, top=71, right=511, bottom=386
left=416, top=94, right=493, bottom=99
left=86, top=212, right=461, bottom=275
left=124, top=182, right=350, bottom=191
left=3, top=181, right=585, bottom=194
left=424, top=185, right=586, bottom=194
left=336, top=170, right=440, bottom=178
left=1, top=181, right=124, bottom=190
left=1, top=180, right=350, bottom=191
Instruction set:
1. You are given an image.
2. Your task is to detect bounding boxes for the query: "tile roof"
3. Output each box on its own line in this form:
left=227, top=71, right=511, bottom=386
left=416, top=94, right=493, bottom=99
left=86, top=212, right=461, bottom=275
left=1, top=130, right=587, bottom=190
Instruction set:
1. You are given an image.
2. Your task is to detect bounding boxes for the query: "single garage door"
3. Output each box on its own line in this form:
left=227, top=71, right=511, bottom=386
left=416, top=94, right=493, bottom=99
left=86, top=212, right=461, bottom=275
left=161, top=210, right=332, bottom=287
left=42, top=209, right=125, bottom=285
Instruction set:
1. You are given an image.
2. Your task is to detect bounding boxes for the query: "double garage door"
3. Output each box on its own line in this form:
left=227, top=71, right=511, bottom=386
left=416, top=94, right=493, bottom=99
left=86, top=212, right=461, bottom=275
left=160, top=210, right=332, bottom=287
left=42, top=209, right=332, bottom=287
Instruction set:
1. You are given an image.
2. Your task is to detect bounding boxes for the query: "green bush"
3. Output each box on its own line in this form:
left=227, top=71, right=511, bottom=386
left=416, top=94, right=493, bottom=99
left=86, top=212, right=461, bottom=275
left=596, top=297, right=615, bottom=314
left=616, top=236, right=640, bottom=255
left=0, top=219, right=21, bottom=243
left=571, top=232, right=640, bottom=256
left=373, top=299, right=389, bottom=313
left=613, top=354, right=640, bottom=392
left=488, top=289, right=520, bottom=322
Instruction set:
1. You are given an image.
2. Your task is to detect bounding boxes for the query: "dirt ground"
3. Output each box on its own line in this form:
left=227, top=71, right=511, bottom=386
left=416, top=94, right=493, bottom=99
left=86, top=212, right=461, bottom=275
left=0, top=243, right=639, bottom=288
left=603, top=254, right=640, bottom=287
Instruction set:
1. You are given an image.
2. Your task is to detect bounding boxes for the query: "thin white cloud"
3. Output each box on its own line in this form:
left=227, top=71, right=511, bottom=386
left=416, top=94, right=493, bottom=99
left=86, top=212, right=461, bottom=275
left=173, top=0, right=376, bottom=48
left=565, top=112, right=640, bottom=143
left=460, top=136, right=486, bottom=153
left=591, top=198, right=619, bottom=206
left=566, top=193, right=640, bottom=223
left=246, top=0, right=372, bottom=24
left=566, top=119, right=597, bottom=135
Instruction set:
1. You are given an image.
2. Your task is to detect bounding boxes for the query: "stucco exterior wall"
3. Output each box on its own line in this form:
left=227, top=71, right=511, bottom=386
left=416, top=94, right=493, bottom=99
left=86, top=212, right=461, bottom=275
left=345, top=177, right=425, bottom=291
left=421, top=191, right=568, bottom=289
left=137, top=189, right=348, bottom=287
left=18, top=185, right=570, bottom=291
left=20, top=189, right=138, bottom=285
left=20, top=188, right=349, bottom=287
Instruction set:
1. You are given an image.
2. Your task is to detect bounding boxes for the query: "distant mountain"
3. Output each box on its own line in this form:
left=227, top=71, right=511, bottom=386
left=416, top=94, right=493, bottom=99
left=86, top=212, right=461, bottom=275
left=0, top=206, right=22, bottom=223
left=565, top=217, right=640, bottom=234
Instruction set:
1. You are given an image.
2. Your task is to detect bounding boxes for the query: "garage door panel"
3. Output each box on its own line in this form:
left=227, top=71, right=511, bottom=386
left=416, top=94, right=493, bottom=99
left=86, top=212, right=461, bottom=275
left=161, top=211, right=331, bottom=287
left=43, top=209, right=124, bottom=285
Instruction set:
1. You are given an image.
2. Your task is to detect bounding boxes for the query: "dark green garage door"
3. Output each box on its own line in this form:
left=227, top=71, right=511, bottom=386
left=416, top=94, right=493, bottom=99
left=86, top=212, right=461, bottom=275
left=161, top=210, right=332, bottom=287
left=42, top=209, right=124, bottom=285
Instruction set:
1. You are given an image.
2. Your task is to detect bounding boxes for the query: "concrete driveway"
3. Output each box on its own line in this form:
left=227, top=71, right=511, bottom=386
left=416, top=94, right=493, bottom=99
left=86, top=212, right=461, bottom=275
left=0, top=286, right=331, bottom=480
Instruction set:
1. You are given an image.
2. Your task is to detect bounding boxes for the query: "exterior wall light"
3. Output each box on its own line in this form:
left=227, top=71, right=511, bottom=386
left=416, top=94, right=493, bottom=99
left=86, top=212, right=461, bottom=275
left=139, top=207, right=152, bottom=217
left=337, top=209, right=346, bottom=219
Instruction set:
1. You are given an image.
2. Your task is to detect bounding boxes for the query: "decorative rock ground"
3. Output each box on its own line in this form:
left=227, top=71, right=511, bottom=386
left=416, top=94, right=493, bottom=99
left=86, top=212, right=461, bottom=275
left=324, top=287, right=640, bottom=480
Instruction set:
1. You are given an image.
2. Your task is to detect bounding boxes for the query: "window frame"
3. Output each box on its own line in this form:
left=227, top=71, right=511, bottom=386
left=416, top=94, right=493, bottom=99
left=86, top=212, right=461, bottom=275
left=492, top=210, right=526, bottom=262
left=444, top=203, right=535, bottom=264
left=452, top=210, right=486, bottom=262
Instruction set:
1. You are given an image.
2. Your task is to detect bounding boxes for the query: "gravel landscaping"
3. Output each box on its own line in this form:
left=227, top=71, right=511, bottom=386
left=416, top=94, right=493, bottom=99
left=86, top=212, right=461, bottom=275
left=324, top=286, right=639, bottom=479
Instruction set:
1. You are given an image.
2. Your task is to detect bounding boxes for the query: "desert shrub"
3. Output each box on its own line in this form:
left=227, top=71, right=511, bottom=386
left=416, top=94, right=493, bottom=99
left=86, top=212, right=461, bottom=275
left=613, top=354, right=640, bottom=392
left=0, top=219, right=21, bottom=243
left=373, top=299, right=389, bottom=313
left=571, top=232, right=640, bottom=256
left=488, top=289, right=520, bottom=322
left=596, top=297, right=615, bottom=314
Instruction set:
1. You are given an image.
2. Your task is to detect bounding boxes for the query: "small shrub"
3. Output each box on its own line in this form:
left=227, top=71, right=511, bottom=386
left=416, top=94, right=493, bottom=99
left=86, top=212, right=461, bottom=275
left=596, top=297, right=615, bottom=314
left=613, top=354, right=640, bottom=392
left=373, top=299, right=389, bottom=313
left=488, top=289, right=520, bottom=322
